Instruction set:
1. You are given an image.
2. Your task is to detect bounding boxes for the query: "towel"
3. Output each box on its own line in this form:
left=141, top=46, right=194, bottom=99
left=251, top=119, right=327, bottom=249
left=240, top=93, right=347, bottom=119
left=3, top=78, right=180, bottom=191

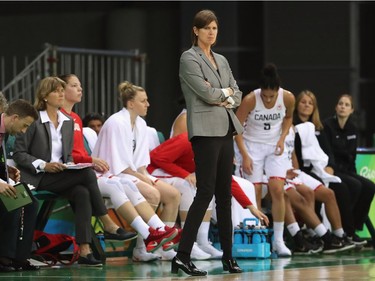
left=92, top=108, right=150, bottom=176
left=295, top=122, right=341, bottom=185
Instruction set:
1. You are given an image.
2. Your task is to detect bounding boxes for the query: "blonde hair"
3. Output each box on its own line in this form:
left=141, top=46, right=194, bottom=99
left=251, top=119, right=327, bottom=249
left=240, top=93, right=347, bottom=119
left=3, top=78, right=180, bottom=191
left=34, top=77, right=66, bottom=110
left=118, top=81, right=145, bottom=108
left=296, top=90, right=324, bottom=131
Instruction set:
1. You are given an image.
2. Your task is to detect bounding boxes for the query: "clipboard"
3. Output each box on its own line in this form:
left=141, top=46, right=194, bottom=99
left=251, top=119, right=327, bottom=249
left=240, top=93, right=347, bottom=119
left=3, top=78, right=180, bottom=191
left=0, top=182, right=33, bottom=212
left=65, top=163, right=94, bottom=170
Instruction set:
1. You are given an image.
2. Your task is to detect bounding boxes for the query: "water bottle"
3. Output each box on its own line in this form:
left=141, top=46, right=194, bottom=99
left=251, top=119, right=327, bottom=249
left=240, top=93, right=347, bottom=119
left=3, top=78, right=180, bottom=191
left=96, top=233, right=106, bottom=250
left=234, top=229, right=243, bottom=244
left=252, top=232, right=261, bottom=244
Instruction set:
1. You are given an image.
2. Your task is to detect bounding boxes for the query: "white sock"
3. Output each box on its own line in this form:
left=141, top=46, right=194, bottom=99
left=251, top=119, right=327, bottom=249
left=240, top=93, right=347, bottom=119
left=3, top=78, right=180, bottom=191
left=314, top=224, right=328, bottom=237
left=273, top=222, right=285, bottom=242
left=333, top=228, right=344, bottom=238
left=286, top=222, right=300, bottom=237
left=147, top=215, right=165, bottom=230
left=130, top=216, right=150, bottom=239
left=196, top=222, right=210, bottom=245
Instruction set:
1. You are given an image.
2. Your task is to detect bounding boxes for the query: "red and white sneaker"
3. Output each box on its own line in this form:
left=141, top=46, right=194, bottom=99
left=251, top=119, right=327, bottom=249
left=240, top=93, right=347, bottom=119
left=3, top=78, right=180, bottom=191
left=162, top=226, right=182, bottom=251
left=144, top=227, right=178, bottom=253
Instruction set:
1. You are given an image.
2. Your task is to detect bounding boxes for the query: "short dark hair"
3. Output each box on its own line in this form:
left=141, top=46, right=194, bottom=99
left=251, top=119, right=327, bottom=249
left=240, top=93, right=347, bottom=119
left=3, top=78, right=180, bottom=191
left=6, top=99, right=39, bottom=120
left=82, top=112, right=105, bottom=127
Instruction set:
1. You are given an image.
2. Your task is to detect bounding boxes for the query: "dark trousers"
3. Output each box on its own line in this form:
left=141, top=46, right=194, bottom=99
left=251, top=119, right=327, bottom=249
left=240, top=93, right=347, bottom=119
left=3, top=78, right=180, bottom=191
left=38, top=168, right=107, bottom=244
left=177, top=129, right=234, bottom=262
left=0, top=196, right=38, bottom=260
left=336, top=171, right=375, bottom=230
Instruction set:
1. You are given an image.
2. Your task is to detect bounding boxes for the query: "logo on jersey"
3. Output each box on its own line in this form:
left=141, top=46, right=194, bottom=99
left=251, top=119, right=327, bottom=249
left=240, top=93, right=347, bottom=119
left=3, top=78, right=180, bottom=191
left=74, top=123, right=81, bottom=131
left=254, top=113, right=281, bottom=121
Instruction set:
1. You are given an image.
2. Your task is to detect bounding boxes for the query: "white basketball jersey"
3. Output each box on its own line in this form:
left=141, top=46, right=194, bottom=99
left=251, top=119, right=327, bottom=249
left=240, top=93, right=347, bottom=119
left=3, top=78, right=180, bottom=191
left=243, top=88, right=286, bottom=145
left=284, top=126, right=295, bottom=169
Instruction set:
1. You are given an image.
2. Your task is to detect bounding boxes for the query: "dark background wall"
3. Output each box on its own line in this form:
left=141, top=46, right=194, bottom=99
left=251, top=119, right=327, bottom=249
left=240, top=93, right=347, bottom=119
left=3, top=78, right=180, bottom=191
left=0, top=1, right=374, bottom=146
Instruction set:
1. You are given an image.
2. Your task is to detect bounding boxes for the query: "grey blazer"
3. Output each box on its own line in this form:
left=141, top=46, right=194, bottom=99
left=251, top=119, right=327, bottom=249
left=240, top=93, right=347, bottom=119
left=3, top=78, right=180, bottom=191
left=179, top=45, right=243, bottom=140
left=13, top=111, right=74, bottom=188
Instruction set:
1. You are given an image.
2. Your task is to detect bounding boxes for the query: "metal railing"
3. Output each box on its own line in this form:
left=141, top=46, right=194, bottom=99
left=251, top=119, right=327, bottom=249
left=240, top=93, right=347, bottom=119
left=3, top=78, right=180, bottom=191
left=1, top=43, right=147, bottom=118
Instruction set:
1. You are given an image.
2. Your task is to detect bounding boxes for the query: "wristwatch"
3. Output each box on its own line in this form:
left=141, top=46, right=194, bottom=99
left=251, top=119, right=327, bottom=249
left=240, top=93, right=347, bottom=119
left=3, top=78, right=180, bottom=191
left=38, top=162, right=46, bottom=171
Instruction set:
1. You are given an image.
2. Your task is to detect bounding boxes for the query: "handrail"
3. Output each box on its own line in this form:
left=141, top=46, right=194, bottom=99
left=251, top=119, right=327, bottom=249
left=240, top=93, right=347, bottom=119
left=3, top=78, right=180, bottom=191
left=1, top=43, right=147, bottom=118
left=1, top=47, right=50, bottom=93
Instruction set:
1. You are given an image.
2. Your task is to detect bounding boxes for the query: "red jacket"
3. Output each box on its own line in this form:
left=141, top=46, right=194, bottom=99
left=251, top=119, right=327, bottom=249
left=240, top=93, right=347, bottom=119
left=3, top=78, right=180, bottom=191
left=148, top=132, right=252, bottom=207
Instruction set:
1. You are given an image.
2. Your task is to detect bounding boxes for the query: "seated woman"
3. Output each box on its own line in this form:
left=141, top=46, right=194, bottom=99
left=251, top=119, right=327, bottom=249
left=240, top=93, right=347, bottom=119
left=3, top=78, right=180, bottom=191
left=293, top=90, right=366, bottom=246
left=13, top=77, right=134, bottom=267
left=283, top=126, right=355, bottom=253
left=60, top=74, right=178, bottom=262
left=92, top=81, right=181, bottom=261
left=323, top=94, right=375, bottom=243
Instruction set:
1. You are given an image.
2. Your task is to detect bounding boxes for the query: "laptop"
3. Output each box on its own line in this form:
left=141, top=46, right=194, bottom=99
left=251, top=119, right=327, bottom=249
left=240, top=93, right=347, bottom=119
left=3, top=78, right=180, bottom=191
left=0, top=182, right=33, bottom=212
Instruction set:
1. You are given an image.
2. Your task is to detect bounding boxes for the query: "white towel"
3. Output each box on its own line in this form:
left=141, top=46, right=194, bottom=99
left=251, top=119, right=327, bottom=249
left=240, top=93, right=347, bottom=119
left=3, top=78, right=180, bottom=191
left=295, top=122, right=341, bottom=185
left=92, top=108, right=150, bottom=176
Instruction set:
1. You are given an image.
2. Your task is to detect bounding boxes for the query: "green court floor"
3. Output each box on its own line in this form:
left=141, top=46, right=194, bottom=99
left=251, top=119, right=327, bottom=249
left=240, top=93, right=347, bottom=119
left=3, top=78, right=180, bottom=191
left=1, top=248, right=375, bottom=281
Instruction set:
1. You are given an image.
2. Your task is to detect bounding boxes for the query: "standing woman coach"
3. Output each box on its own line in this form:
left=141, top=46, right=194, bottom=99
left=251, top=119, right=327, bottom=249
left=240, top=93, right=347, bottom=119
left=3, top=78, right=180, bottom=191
left=172, top=10, right=243, bottom=276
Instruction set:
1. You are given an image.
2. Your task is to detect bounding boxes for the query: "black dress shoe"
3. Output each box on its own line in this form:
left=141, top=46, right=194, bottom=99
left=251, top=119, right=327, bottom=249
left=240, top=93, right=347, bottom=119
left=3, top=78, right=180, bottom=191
left=171, top=256, right=207, bottom=276
left=12, top=260, right=40, bottom=271
left=104, top=228, right=137, bottom=241
left=222, top=258, right=242, bottom=273
left=0, top=263, right=15, bottom=272
left=78, top=253, right=103, bottom=267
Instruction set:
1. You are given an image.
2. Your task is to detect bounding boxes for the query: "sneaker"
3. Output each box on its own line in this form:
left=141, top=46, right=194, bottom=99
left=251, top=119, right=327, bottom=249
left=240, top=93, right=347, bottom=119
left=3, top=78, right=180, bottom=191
left=305, top=235, right=324, bottom=249
left=144, top=227, right=178, bottom=253
left=272, top=240, right=292, bottom=257
left=293, top=231, right=323, bottom=255
left=132, top=247, right=160, bottom=262
left=322, top=232, right=356, bottom=254
left=154, top=247, right=176, bottom=261
left=348, top=234, right=367, bottom=247
left=198, top=242, right=223, bottom=259
left=191, top=243, right=211, bottom=260
left=162, top=226, right=182, bottom=251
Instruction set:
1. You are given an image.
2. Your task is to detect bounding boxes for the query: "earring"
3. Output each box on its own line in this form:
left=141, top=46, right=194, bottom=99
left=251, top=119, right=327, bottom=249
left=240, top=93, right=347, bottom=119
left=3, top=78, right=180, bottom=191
left=44, top=99, right=47, bottom=102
